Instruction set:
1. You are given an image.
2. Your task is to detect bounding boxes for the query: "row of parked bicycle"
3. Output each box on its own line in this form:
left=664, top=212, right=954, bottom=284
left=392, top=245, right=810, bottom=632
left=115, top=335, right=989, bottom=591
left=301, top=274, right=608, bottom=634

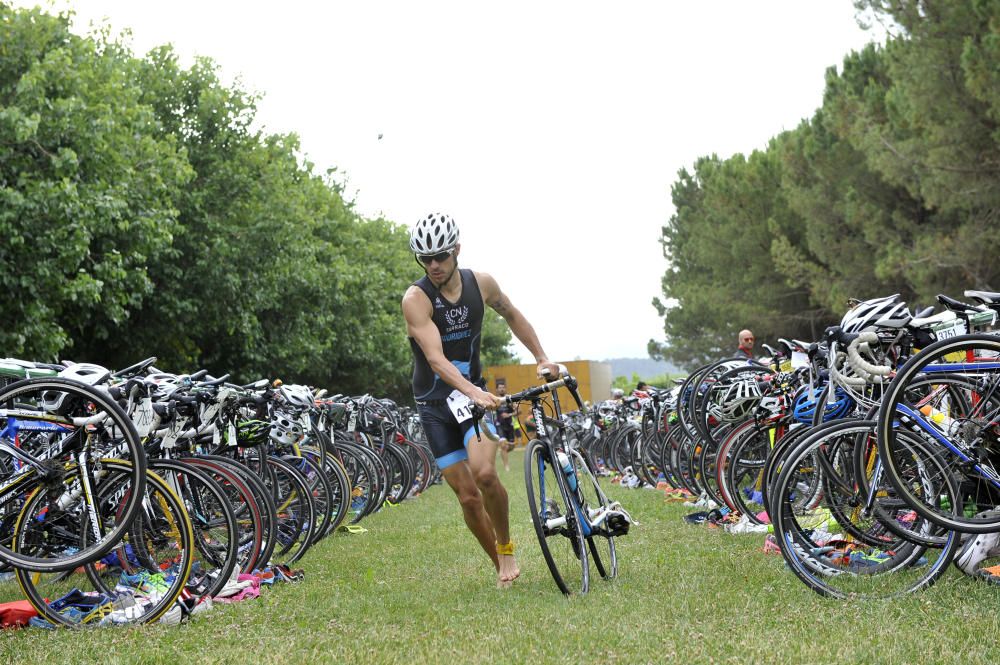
left=0, top=357, right=435, bottom=626
left=6, top=285, right=996, bottom=619
left=577, top=288, right=1000, bottom=598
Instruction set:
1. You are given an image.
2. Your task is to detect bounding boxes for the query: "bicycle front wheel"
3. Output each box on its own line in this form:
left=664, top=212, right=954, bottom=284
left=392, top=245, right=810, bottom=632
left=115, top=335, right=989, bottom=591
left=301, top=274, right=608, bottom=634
left=0, top=377, right=146, bottom=571
left=524, top=439, right=588, bottom=595
left=877, top=334, right=1000, bottom=533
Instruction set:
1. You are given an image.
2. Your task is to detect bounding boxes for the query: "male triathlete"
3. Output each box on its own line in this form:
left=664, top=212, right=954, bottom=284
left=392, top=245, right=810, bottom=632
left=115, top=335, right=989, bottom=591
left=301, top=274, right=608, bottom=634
left=401, top=212, right=559, bottom=588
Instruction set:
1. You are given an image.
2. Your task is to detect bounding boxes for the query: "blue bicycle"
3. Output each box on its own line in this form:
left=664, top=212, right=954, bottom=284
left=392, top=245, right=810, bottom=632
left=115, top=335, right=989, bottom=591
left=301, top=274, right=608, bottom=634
left=877, top=333, right=1000, bottom=533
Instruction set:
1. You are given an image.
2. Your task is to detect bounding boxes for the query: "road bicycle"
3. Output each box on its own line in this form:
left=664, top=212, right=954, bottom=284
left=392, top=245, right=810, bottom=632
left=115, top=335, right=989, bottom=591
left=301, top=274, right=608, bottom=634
left=475, top=368, right=635, bottom=595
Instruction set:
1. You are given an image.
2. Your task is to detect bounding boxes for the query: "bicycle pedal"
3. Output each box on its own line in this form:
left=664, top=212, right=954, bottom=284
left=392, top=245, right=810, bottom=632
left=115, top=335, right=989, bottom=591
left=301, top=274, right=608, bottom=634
left=606, top=513, right=631, bottom=537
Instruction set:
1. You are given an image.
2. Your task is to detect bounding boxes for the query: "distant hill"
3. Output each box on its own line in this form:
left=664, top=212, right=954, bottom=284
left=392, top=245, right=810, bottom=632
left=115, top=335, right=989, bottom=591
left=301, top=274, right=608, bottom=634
left=603, top=357, right=683, bottom=381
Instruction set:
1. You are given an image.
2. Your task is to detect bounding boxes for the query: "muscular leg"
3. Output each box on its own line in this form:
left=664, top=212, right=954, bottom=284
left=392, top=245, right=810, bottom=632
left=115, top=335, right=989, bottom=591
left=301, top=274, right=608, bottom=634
left=442, top=461, right=500, bottom=573
left=467, top=434, right=520, bottom=586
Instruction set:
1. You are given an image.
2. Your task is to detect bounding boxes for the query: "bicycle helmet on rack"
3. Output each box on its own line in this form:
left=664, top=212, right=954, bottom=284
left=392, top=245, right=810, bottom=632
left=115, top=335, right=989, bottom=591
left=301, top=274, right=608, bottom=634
left=269, top=408, right=305, bottom=446
left=840, top=294, right=906, bottom=334
left=57, top=363, right=111, bottom=386
left=278, top=383, right=314, bottom=411
left=596, top=400, right=617, bottom=427
left=41, top=363, right=112, bottom=414
left=718, top=378, right=762, bottom=423
left=409, top=213, right=459, bottom=254
left=237, top=418, right=272, bottom=446
left=324, top=401, right=349, bottom=427
left=792, top=386, right=854, bottom=424
left=874, top=302, right=912, bottom=329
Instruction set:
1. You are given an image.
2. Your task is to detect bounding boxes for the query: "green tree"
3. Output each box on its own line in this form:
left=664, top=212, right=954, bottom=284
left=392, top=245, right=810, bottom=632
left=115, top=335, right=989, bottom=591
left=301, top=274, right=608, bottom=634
left=653, top=149, right=818, bottom=367
left=0, top=7, right=191, bottom=359
left=68, top=46, right=417, bottom=399
left=655, top=2, right=1000, bottom=364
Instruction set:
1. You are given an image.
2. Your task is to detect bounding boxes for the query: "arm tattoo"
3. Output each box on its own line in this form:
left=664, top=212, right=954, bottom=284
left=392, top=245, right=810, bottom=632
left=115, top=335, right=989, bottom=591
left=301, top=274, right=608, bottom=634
left=490, top=294, right=513, bottom=316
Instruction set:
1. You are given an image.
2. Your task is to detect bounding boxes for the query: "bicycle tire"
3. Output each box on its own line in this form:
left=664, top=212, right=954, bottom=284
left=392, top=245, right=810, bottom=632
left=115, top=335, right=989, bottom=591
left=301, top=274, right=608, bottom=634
left=877, top=335, right=1000, bottom=533
left=524, top=439, right=588, bottom=595
left=0, top=378, right=146, bottom=571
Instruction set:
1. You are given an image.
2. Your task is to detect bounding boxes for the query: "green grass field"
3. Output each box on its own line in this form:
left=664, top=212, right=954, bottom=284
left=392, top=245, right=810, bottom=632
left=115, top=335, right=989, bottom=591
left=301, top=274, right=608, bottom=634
left=3, top=449, right=1000, bottom=664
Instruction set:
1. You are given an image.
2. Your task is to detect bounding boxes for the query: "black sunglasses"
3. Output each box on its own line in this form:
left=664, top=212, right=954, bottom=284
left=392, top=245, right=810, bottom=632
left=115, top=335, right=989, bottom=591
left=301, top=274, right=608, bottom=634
left=416, top=249, right=454, bottom=266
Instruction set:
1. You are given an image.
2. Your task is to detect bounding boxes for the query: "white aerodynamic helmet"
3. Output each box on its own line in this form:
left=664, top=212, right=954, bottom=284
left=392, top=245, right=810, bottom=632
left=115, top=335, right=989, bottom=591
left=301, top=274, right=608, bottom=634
left=719, top=378, right=762, bottom=423
left=410, top=213, right=459, bottom=255
left=278, top=384, right=314, bottom=411
left=841, top=294, right=909, bottom=334
left=42, top=363, right=112, bottom=414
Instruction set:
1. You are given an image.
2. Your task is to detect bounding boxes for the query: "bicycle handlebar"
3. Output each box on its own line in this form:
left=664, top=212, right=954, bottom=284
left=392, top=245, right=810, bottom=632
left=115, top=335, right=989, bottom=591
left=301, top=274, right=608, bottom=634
left=112, top=356, right=158, bottom=379
left=469, top=373, right=584, bottom=442
left=503, top=373, right=584, bottom=411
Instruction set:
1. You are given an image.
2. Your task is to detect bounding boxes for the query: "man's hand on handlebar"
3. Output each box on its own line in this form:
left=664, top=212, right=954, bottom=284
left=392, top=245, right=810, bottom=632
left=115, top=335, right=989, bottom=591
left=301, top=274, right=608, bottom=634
left=468, top=386, right=502, bottom=410
left=537, top=361, right=562, bottom=380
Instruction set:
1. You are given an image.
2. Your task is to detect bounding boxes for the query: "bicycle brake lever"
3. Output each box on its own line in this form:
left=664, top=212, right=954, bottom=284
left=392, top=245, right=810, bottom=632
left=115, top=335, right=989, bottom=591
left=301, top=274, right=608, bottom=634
left=470, top=404, right=485, bottom=441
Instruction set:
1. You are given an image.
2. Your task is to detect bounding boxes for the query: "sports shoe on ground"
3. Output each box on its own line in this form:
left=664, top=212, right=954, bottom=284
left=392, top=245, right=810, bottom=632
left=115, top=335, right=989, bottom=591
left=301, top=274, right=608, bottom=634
left=954, top=508, right=1000, bottom=575
left=725, top=514, right=769, bottom=535
left=682, top=493, right=718, bottom=509
left=956, top=530, right=1000, bottom=575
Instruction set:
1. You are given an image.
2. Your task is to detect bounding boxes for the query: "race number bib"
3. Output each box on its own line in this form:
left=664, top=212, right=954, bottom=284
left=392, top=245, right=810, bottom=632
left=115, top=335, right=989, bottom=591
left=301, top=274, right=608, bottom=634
left=161, top=419, right=183, bottom=450
left=132, top=397, right=155, bottom=438
left=347, top=404, right=357, bottom=433
left=447, top=390, right=474, bottom=424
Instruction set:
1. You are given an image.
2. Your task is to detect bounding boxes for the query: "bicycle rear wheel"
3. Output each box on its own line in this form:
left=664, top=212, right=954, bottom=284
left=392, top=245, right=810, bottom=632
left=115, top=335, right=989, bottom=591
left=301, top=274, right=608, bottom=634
left=772, top=427, right=959, bottom=598
left=525, top=439, right=588, bottom=595
left=180, top=456, right=265, bottom=574
left=18, top=462, right=195, bottom=625
left=148, top=458, right=238, bottom=598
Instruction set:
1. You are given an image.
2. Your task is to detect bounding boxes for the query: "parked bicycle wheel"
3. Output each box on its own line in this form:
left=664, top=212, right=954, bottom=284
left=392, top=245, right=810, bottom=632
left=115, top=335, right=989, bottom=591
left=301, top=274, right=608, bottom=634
left=772, top=427, right=959, bottom=598
left=0, top=377, right=146, bottom=572
left=18, top=462, right=195, bottom=625
left=148, top=458, right=238, bottom=598
left=181, top=455, right=266, bottom=574
left=877, top=334, right=1000, bottom=534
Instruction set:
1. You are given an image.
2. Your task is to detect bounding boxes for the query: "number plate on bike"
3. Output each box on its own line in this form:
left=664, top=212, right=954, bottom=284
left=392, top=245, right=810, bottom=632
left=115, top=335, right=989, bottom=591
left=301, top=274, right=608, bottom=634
left=934, top=319, right=966, bottom=341
left=447, top=390, right=474, bottom=424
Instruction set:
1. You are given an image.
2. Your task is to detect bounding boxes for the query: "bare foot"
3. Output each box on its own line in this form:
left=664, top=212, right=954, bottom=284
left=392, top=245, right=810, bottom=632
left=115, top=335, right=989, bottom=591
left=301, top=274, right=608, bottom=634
left=497, top=553, right=520, bottom=589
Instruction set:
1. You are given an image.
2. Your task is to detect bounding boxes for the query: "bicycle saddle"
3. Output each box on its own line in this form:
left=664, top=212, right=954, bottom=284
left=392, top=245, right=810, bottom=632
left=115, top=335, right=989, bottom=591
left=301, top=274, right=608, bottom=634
left=966, top=290, right=1000, bottom=305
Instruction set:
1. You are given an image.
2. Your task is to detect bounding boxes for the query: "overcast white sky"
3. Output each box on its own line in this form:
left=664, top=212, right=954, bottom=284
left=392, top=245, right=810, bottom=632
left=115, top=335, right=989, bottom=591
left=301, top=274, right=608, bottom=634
left=23, top=1, right=881, bottom=362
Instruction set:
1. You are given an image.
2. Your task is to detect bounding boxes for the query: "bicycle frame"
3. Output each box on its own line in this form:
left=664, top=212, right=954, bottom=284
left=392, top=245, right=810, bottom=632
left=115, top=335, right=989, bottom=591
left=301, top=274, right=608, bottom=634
left=889, top=360, right=1000, bottom=489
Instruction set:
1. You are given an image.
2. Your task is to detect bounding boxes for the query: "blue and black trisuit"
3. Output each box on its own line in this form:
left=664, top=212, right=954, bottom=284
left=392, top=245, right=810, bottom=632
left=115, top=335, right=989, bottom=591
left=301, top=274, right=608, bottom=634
left=409, top=269, right=497, bottom=469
